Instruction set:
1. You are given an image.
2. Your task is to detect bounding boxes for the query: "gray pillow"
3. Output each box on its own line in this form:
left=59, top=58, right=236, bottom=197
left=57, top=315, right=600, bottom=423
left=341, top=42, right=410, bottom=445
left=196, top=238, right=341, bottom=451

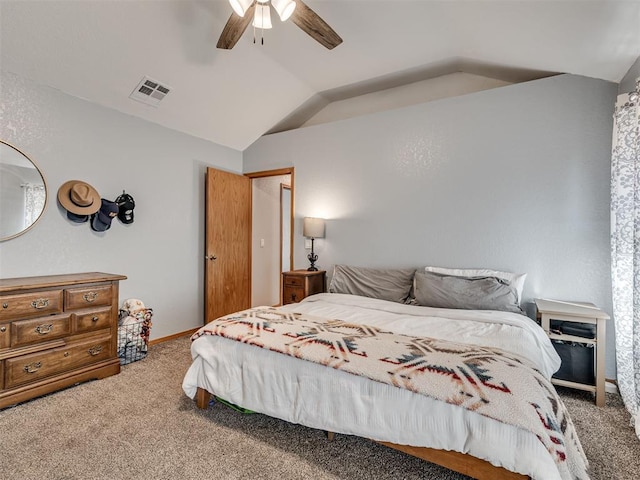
left=329, top=265, right=416, bottom=303
left=413, top=271, right=522, bottom=313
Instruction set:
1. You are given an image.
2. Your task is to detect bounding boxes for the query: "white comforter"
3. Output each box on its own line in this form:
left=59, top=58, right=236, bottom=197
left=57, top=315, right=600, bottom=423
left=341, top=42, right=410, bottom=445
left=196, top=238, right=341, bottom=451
left=182, top=293, right=565, bottom=480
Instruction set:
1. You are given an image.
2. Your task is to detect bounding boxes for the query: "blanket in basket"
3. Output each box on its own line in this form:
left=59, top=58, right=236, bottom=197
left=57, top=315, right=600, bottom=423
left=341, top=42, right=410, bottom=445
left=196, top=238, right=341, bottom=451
left=193, top=307, right=588, bottom=480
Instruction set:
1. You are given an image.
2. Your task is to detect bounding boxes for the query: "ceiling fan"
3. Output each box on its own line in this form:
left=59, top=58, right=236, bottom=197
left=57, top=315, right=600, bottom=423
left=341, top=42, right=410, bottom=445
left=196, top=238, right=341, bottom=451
left=217, top=0, right=343, bottom=50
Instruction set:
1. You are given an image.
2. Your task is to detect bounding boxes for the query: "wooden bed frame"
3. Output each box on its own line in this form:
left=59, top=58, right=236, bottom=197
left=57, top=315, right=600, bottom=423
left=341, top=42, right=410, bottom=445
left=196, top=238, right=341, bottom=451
left=195, top=387, right=529, bottom=480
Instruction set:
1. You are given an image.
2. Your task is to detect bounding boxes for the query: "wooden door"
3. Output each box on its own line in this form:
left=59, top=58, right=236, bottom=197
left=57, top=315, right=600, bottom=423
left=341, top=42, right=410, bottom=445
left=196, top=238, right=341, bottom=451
left=205, top=167, right=251, bottom=322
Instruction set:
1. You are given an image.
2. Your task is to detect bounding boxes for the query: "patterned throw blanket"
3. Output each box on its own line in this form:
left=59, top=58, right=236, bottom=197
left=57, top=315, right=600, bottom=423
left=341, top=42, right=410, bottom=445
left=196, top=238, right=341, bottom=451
left=193, top=307, right=588, bottom=480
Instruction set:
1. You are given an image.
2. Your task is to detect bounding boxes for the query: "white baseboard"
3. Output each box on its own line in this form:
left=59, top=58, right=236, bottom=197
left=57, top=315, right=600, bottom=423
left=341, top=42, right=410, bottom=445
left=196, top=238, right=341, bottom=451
left=605, top=379, right=619, bottom=394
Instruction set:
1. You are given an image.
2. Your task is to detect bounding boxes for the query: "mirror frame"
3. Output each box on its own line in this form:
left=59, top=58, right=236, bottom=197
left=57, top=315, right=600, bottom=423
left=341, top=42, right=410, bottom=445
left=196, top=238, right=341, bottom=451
left=0, top=140, right=48, bottom=241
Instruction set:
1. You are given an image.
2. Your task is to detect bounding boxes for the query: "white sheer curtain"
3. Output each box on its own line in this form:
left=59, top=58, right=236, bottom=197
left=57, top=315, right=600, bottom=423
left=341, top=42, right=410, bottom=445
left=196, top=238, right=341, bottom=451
left=22, top=183, right=45, bottom=228
left=611, top=78, right=640, bottom=439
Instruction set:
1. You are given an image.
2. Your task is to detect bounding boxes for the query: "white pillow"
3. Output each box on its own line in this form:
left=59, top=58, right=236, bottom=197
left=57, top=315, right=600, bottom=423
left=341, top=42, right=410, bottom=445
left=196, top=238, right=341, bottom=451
left=424, top=266, right=527, bottom=304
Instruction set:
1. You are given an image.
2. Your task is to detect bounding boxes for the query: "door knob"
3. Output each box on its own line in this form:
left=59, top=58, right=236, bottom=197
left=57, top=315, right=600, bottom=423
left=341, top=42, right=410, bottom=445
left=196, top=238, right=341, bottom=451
left=205, top=255, right=218, bottom=260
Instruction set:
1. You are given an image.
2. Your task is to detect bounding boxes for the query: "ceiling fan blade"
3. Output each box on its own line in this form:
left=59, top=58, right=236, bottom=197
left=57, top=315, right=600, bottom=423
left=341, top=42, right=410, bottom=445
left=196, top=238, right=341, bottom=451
left=217, top=2, right=257, bottom=50
left=290, top=0, right=342, bottom=50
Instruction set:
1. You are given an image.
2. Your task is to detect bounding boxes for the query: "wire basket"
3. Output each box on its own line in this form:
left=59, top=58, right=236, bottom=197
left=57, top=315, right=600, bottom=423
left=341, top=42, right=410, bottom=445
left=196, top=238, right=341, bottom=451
left=117, top=308, right=152, bottom=365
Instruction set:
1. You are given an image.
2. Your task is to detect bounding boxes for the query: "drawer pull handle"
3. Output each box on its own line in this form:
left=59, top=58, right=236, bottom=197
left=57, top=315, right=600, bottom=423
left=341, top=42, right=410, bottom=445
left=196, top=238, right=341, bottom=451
left=83, top=292, right=98, bottom=303
left=88, top=345, right=103, bottom=356
left=91, top=316, right=99, bottom=322
left=2, top=303, right=7, bottom=309
left=0, top=326, right=6, bottom=333
left=31, top=298, right=49, bottom=309
left=35, top=324, right=53, bottom=335
left=64, top=351, right=69, bottom=357
left=24, top=362, right=42, bottom=374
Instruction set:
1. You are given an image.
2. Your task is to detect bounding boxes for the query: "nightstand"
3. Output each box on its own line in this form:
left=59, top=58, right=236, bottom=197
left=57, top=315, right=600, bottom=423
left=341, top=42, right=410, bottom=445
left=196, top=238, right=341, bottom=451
left=282, top=270, right=326, bottom=305
left=535, top=298, right=609, bottom=407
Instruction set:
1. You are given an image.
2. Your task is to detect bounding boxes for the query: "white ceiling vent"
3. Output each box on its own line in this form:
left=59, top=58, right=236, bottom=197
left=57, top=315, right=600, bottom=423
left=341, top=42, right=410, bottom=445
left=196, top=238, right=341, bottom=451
left=129, top=76, right=171, bottom=107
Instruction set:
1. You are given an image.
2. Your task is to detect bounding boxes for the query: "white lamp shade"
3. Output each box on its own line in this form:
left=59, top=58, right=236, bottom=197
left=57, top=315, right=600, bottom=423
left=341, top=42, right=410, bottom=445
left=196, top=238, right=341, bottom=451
left=272, top=0, right=296, bottom=21
left=229, top=0, right=253, bottom=17
left=303, top=217, right=325, bottom=239
left=253, top=4, right=273, bottom=29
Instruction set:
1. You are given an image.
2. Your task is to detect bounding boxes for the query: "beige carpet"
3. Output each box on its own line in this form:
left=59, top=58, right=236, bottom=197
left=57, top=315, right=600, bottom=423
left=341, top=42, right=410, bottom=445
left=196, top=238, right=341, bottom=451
left=0, top=335, right=638, bottom=480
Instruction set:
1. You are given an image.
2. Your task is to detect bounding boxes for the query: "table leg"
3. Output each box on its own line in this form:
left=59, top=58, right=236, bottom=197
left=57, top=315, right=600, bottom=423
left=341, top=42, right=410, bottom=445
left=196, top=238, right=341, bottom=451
left=595, top=319, right=606, bottom=407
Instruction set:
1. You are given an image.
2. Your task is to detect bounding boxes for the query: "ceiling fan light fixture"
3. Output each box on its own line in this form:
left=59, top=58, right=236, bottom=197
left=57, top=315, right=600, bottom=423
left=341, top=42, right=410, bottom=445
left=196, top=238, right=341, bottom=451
left=253, top=4, right=273, bottom=29
left=272, top=0, right=296, bottom=21
left=229, top=0, right=253, bottom=17
left=218, top=0, right=342, bottom=50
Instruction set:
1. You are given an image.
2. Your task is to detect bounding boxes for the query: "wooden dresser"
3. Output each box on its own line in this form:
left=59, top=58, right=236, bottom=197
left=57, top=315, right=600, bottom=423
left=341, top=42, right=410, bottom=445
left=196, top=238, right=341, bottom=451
left=0, top=272, right=126, bottom=409
left=282, top=270, right=326, bottom=305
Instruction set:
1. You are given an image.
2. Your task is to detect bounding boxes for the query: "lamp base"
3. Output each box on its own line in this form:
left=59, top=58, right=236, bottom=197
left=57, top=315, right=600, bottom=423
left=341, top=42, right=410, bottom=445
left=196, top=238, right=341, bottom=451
left=307, top=249, right=318, bottom=272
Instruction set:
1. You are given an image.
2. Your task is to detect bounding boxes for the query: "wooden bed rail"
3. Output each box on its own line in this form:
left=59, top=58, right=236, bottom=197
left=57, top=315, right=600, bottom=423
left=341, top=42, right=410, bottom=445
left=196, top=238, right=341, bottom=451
left=375, top=441, right=529, bottom=480
left=194, top=387, right=530, bottom=480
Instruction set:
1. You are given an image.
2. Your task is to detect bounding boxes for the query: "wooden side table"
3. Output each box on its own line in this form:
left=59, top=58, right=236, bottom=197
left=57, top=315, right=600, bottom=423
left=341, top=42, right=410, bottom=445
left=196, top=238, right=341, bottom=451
left=282, top=270, right=326, bottom=305
left=534, top=298, right=609, bottom=407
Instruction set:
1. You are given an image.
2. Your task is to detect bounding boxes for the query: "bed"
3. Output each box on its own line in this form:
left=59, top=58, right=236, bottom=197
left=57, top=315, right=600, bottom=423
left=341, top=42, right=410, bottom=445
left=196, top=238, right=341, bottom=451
left=182, top=266, right=588, bottom=480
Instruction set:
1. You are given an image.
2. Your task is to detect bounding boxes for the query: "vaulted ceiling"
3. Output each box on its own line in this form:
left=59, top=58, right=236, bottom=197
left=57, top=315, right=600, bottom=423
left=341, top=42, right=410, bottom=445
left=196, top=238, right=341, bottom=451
left=2, top=1, right=639, bottom=151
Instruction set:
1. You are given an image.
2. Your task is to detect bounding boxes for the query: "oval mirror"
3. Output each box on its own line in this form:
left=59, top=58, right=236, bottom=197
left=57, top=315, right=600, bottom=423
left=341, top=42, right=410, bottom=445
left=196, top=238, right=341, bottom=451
left=0, top=140, right=47, bottom=241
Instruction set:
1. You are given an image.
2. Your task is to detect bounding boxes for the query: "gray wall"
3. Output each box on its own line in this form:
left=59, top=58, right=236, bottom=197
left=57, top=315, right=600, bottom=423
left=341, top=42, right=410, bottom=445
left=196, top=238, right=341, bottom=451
left=244, top=74, right=618, bottom=377
left=0, top=71, right=242, bottom=340
left=0, top=70, right=619, bottom=376
left=619, top=56, right=640, bottom=94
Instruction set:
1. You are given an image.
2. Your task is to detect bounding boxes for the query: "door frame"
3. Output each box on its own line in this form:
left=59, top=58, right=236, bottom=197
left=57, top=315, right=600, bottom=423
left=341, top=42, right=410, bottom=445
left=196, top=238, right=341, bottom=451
left=280, top=182, right=292, bottom=275
left=245, top=167, right=295, bottom=304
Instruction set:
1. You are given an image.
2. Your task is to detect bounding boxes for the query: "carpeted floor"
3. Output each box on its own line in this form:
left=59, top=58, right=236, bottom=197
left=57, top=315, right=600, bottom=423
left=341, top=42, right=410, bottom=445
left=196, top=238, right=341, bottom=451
left=0, top=335, right=638, bottom=480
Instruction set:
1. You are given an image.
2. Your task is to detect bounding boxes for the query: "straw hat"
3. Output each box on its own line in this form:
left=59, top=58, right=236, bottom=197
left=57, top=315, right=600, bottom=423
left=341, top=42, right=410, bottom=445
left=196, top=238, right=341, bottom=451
left=57, top=180, right=101, bottom=215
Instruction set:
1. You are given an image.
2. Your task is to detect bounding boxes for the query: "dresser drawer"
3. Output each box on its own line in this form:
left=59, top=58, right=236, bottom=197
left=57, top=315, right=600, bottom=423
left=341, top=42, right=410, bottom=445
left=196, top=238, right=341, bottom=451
left=283, top=286, right=305, bottom=304
left=4, top=334, right=112, bottom=389
left=284, top=275, right=305, bottom=287
left=65, top=285, right=113, bottom=310
left=0, top=289, right=63, bottom=321
left=73, top=307, right=113, bottom=334
left=11, top=313, right=72, bottom=347
left=0, top=323, right=9, bottom=349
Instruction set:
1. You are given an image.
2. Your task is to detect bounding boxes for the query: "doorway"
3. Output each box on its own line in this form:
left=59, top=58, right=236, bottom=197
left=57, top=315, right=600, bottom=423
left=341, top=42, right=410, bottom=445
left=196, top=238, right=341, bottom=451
left=246, top=168, right=294, bottom=307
